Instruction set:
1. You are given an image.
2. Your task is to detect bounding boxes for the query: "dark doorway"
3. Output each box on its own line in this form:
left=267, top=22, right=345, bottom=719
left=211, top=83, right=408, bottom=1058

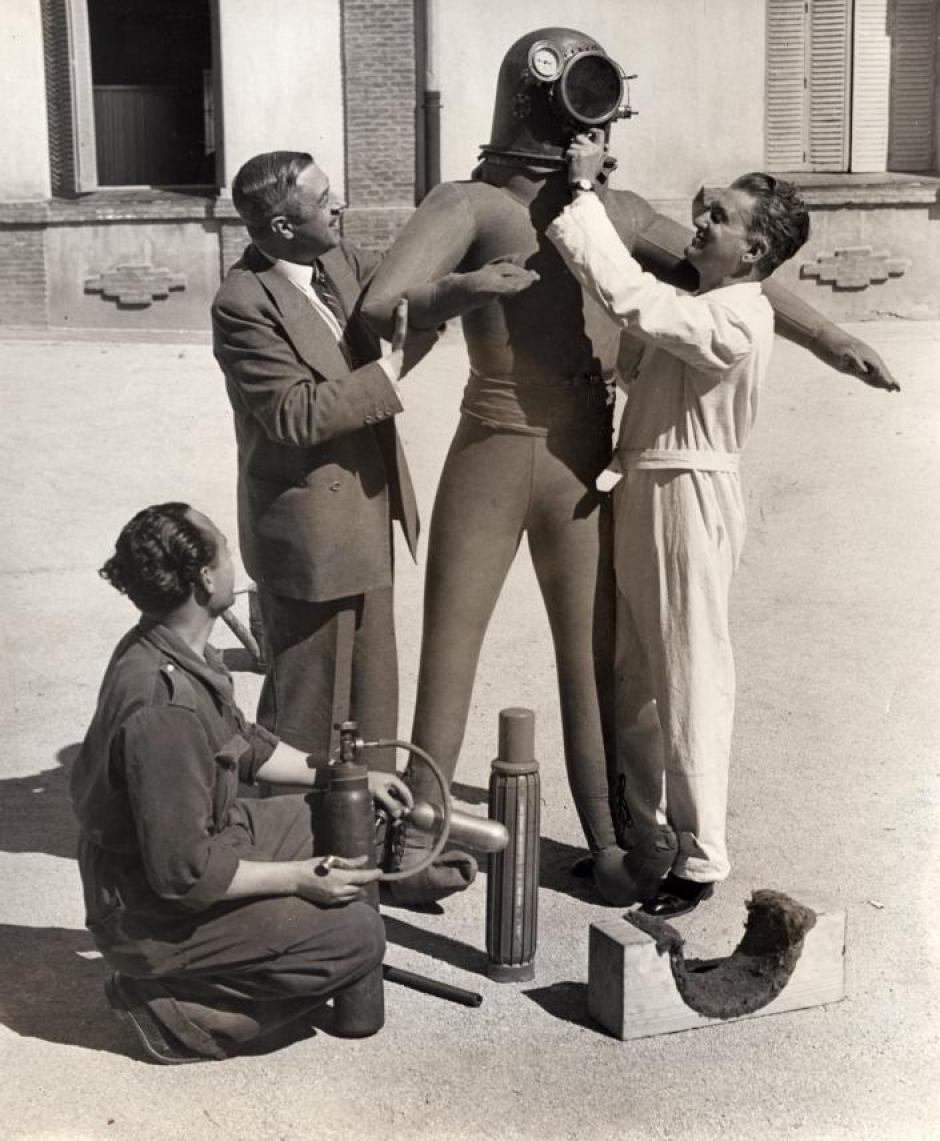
left=88, top=0, right=216, bottom=187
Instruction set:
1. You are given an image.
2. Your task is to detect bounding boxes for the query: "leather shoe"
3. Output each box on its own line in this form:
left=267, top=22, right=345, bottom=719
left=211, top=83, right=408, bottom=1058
left=105, top=973, right=211, bottom=1065
left=642, top=873, right=715, bottom=918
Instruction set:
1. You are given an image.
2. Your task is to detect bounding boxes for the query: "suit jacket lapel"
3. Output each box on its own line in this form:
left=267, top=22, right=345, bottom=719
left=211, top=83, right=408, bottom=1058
left=249, top=247, right=351, bottom=377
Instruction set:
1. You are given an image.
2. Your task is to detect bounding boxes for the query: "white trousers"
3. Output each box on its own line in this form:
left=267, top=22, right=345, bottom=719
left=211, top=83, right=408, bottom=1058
left=613, top=467, right=745, bottom=883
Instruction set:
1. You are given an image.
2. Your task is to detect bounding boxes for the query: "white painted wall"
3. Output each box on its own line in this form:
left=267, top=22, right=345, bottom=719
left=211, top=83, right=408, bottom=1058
left=218, top=0, right=345, bottom=197
left=0, top=1, right=51, bottom=199
left=432, top=0, right=766, bottom=203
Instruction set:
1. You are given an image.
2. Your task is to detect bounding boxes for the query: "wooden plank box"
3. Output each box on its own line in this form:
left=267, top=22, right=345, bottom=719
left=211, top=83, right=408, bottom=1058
left=588, top=901, right=846, bottom=1040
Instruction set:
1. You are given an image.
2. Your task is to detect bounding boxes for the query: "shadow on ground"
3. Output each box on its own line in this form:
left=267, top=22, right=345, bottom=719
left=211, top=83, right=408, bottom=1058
left=522, top=981, right=599, bottom=1031
left=383, top=916, right=488, bottom=976
left=0, top=922, right=133, bottom=1056
left=1, top=744, right=80, bottom=860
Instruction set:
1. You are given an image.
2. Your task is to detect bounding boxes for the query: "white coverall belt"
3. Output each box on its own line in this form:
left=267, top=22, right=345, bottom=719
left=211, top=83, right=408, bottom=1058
left=623, top=448, right=740, bottom=473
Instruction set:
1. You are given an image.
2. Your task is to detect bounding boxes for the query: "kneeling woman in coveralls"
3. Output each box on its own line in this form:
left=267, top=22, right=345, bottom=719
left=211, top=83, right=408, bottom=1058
left=70, top=502, right=410, bottom=1062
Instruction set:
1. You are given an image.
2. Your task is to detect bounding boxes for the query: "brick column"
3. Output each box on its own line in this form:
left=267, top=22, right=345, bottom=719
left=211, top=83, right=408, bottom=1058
left=341, top=0, right=417, bottom=251
left=0, top=224, right=47, bottom=326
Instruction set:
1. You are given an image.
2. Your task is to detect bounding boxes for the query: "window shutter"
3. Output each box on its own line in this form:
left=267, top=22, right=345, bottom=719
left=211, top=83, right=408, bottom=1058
left=888, top=0, right=938, bottom=171
left=766, top=0, right=809, bottom=170
left=808, top=0, right=852, bottom=169
left=851, top=0, right=892, bottom=171
left=40, top=0, right=98, bottom=194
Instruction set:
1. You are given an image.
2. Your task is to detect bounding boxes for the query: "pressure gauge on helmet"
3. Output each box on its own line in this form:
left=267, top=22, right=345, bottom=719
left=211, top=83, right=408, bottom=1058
left=528, top=41, right=562, bottom=82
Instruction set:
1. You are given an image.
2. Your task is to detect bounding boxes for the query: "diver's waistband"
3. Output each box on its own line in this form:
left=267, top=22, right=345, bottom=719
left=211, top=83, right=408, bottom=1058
left=461, top=371, right=615, bottom=435
left=622, top=448, right=740, bottom=473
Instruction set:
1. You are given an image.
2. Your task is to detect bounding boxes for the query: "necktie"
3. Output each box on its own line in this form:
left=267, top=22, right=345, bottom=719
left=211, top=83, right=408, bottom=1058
left=311, top=263, right=346, bottom=329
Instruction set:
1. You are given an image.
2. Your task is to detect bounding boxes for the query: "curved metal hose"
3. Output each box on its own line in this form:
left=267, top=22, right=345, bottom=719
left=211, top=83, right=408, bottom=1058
left=360, top=739, right=452, bottom=882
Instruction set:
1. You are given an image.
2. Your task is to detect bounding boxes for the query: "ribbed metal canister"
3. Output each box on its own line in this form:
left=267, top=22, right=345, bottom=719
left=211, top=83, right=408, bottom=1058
left=486, top=708, right=540, bottom=982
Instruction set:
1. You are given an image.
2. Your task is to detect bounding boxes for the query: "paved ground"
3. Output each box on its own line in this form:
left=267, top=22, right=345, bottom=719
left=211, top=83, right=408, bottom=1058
left=0, top=320, right=937, bottom=1141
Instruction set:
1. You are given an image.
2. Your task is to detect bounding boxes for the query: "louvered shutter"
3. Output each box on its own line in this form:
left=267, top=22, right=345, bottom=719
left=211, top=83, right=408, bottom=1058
left=766, top=0, right=809, bottom=169
left=808, top=0, right=852, bottom=169
left=40, top=0, right=97, bottom=194
left=852, top=0, right=892, bottom=171
left=888, top=0, right=938, bottom=171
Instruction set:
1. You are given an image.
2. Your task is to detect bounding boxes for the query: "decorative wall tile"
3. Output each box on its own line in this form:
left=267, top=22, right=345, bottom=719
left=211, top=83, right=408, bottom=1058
left=801, top=247, right=911, bottom=290
left=85, top=263, right=187, bottom=307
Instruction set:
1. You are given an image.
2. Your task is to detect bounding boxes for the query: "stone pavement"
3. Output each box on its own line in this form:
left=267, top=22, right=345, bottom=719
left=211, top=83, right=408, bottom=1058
left=0, top=321, right=937, bottom=1140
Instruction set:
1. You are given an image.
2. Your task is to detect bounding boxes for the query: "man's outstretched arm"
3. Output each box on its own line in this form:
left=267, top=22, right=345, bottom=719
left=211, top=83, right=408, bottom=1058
left=624, top=202, right=899, bottom=392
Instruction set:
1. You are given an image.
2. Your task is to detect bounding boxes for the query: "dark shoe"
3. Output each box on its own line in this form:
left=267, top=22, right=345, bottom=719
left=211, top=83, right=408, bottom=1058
left=380, top=818, right=477, bottom=908
left=104, top=973, right=212, bottom=1065
left=642, top=873, right=715, bottom=918
left=592, top=824, right=679, bottom=906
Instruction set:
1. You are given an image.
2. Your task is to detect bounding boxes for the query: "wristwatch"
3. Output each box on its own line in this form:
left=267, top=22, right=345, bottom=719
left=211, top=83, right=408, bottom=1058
left=570, top=178, right=596, bottom=194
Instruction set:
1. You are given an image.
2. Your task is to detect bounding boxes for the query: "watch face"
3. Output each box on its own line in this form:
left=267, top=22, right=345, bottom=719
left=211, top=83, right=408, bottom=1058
left=529, top=42, right=562, bottom=82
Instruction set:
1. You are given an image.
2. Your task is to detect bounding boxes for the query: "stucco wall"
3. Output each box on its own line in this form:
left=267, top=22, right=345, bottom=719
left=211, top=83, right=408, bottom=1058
left=776, top=201, right=940, bottom=322
left=0, top=1, right=51, bottom=200
left=217, top=0, right=345, bottom=197
left=432, top=0, right=766, bottom=201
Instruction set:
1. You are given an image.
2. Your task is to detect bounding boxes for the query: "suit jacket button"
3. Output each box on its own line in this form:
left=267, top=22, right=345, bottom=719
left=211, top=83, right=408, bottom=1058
left=329, top=480, right=341, bottom=492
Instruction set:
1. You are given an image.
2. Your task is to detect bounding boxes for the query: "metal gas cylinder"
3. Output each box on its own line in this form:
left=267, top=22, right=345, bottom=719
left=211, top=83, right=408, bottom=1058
left=321, top=722, right=384, bottom=1037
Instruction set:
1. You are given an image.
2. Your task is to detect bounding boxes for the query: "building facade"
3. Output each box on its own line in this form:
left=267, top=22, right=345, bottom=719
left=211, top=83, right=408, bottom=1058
left=1, top=0, right=937, bottom=331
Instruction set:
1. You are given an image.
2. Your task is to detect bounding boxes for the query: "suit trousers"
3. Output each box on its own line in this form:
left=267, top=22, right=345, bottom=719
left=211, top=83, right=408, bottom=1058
left=256, top=584, right=398, bottom=771
left=613, top=468, right=745, bottom=883
left=119, top=796, right=385, bottom=1058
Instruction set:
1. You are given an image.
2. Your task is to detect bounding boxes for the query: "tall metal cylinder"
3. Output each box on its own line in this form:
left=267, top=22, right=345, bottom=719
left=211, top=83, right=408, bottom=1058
left=320, top=722, right=385, bottom=1037
left=486, top=707, right=540, bottom=982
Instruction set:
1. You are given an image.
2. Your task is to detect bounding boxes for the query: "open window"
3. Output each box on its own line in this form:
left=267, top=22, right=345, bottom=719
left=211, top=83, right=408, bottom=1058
left=766, top=0, right=938, bottom=174
left=42, top=0, right=221, bottom=193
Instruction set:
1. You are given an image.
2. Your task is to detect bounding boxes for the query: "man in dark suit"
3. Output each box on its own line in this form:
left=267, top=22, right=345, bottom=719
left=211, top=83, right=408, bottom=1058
left=212, top=150, right=428, bottom=778
left=213, top=150, right=536, bottom=906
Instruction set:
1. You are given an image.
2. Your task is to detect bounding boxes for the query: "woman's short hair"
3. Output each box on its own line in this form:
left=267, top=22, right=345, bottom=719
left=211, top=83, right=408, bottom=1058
left=732, top=172, right=810, bottom=276
left=231, top=150, right=314, bottom=231
left=100, top=502, right=216, bottom=614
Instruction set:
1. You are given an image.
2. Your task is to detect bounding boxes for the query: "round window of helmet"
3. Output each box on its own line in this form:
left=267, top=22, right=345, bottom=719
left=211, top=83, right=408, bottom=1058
left=558, top=52, right=624, bottom=125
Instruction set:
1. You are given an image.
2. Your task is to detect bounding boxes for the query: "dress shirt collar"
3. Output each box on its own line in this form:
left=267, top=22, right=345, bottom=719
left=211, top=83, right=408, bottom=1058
left=257, top=249, right=345, bottom=340
left=263, top=253, right=316, bottom=292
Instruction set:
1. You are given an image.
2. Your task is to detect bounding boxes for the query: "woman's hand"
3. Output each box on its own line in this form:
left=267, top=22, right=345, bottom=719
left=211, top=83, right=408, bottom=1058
left=367, top=770, right=414, bottom=819
left=294, top=854, right=381, bottom=905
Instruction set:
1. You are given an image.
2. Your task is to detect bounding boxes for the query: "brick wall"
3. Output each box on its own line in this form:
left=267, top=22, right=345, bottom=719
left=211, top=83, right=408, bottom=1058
left=219, top=219, right=250, bottom=277
left=0, top=227, right=47, bottom=325
left=341, top=0, right=417, bottom=250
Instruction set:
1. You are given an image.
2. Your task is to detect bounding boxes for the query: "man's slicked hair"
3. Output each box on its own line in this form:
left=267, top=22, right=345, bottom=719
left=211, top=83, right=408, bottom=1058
left=231, top=150, right=314, bottom=232
left=732, top=172, right=810, bottom=276
left=100, top=503, right=217, bottom=615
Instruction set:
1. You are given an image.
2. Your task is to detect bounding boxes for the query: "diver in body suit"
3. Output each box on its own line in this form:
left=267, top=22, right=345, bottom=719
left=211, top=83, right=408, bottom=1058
left=361, top=28, right=898, bottom=907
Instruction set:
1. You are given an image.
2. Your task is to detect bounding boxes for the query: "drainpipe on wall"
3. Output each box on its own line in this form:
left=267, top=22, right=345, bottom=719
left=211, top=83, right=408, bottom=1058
left=415, top=0, right=441, bottom=201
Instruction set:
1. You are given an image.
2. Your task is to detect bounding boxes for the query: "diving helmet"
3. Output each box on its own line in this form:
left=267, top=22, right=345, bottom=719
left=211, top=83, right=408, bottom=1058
left=480, top=27, right=635, bottom=168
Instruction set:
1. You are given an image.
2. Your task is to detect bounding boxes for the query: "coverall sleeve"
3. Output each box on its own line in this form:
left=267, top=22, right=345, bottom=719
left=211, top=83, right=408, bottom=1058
left=119, top=706, right=244, bottom=911
left=212, top=292, right=403, bottom=450
left=360, top=182, right=478, bottom=338
left=239, top=722, right=280, bottom=784
left=548, top=195, right=754, bottom=373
